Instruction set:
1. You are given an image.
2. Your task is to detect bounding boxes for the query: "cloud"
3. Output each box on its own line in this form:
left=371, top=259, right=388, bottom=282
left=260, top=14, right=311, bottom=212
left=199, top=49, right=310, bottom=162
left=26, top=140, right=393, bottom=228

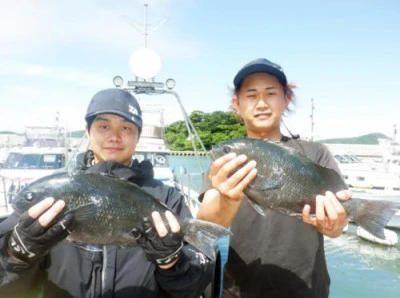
left=0, top=0, right=204, bottom=59
left=0, top=81, right=91, bottom=132
left=0, top=0, right=209, bottom=133
left=0, top=61, right=111, bottom=87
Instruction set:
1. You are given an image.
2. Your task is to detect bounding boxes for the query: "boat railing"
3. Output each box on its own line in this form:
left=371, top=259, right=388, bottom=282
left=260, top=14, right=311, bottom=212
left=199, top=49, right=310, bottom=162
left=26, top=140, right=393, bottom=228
left=120, top=78, right=208, bottom=172
left=0, top=177, right=8, bottom=215
left=173, top=170, right=204, bottom=216
left=0, top=175, right=24, bottom=216
left=111, top=77, right=209, bottom=215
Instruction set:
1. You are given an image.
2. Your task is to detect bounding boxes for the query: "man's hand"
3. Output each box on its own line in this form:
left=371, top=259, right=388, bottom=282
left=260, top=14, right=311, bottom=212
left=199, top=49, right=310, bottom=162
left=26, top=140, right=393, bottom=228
left=132, top=211, right=183, bottom=269
left=197, top=153, right=257, bottom=227
left=302, top=190, right=351, bottom=238
left=7, top=197, right=74, bottom=262
left=209, top=153, right=257, bottom=203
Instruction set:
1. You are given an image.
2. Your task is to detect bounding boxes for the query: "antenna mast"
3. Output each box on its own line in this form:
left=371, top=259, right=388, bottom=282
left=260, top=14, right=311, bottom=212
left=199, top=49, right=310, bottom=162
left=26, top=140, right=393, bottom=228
left=144, top=2, right=148, bottom=47
left=121, top=1, right=167, bottom=48
left=310, top=98, right=315, bottom=141
left=122, top=1, right=167, bottom=80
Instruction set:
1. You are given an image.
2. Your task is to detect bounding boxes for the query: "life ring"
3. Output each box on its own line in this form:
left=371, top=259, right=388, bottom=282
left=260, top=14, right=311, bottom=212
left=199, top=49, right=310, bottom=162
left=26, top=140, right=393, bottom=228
left=155, top=155, right=166, bottom=165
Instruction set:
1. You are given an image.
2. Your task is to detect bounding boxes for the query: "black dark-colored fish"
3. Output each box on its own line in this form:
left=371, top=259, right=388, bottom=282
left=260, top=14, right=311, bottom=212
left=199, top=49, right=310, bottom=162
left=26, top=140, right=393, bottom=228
left=12, top=171, right=229, bottom=260
left=211, top=138, right=398, bottom=240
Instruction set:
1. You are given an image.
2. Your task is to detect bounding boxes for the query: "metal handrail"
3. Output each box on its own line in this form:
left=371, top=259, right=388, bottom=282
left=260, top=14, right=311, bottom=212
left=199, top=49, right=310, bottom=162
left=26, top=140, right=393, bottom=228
left=122, top=79, right=209, bottom=173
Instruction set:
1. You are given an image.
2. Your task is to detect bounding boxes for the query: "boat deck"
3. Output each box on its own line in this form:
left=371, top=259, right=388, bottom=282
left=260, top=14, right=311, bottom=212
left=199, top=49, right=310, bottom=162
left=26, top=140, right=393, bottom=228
left=0, top=206, right=12, bottom=222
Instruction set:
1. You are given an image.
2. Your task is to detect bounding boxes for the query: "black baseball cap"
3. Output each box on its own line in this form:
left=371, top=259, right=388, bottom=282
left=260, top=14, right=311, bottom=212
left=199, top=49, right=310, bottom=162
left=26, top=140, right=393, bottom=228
left=233, top=58, right=287, bottom=88
left=85, top=88, right=142, bottom=133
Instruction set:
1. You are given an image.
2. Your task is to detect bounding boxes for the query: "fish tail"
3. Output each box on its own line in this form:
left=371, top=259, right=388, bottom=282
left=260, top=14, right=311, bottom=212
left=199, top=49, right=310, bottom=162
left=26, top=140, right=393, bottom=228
left=181, top=218, right=231, bottom=261
left=345, top=198, right=398, bottom=240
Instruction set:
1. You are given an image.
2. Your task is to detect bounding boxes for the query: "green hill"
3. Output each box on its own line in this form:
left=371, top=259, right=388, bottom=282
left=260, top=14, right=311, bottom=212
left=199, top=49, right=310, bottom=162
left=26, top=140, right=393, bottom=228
left=317, top=132, right=391, bottom=145
left=69, top=130, right=85, bottom=138
left=0, top=130, right=85, bottom=138
left=0, top=130, right=393, bottom=146
left=0, top=131, right=20, bottom=135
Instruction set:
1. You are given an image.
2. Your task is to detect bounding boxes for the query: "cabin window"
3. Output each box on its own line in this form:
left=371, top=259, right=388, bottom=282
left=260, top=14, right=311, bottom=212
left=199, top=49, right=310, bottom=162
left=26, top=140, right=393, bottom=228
left=3, top=153, right=65, bottom=169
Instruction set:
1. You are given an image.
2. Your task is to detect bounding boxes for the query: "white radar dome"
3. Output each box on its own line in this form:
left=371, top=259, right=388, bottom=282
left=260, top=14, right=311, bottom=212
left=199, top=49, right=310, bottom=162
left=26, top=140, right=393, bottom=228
left=129, top=47, right=162, bottom=80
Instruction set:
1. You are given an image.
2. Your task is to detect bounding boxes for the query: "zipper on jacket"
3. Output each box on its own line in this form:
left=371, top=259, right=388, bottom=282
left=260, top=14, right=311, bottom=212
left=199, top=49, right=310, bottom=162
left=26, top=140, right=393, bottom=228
left=101, top=245, right=107, bottom=297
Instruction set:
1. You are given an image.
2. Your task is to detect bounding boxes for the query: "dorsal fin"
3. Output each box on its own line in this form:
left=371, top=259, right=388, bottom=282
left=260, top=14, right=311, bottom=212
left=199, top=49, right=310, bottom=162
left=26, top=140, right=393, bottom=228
left=261, top=138, right=317, bottom=165
left=263, top=138, right=298, bottom=154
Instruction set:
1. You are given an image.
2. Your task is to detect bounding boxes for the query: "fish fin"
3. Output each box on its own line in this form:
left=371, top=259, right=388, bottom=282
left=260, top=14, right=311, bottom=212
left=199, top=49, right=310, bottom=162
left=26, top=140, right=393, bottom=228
left=249, top=174, right=281, bottom=191
left=247, top=199, right=266, bottom=216
left=181, top=218, right=231, bottom=261
left=266, top=139, right=297, bottom=154
left=67, top=203, right=98, bottom=224
left=344, top=198, right=398, bottom=240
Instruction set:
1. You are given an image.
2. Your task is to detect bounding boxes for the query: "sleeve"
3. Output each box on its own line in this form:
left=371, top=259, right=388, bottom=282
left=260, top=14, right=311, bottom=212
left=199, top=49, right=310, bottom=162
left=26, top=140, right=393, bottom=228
left=290, top=139, right=341, bottom=174
left=0, top=214, right=43, bottom=296
left=198, top=170, right=211, bottom=203
left=156, top=244, right=215, bottom=298
left=155, top=186, right=216, bottom=298
left=314, top=143, right=341, bottom=174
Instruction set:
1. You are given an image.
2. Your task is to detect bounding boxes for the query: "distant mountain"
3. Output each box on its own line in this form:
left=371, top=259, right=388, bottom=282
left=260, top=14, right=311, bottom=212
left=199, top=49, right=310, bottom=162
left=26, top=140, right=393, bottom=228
left=0, top=131, right=20, bottom=135
left=317, top=132, right=391, bottom=145
left=0, top=130, right=392, bottom=145
left=70, top=130, right=85, bottom=138
left=67, top=131, right=392, bottom=144
left=0, top=130, right=85, bottom=138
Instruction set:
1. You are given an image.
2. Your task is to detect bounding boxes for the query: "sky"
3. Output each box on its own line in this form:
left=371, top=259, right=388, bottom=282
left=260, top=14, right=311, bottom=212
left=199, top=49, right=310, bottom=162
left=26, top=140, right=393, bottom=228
left=1, top=0, right=399, bottom=141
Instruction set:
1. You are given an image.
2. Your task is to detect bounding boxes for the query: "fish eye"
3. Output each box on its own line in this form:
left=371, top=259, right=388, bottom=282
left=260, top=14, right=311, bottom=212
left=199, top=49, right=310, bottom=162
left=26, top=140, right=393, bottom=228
left=25, top=192, right=35, bottom=202
left=223, top=146, right=231, bottom=154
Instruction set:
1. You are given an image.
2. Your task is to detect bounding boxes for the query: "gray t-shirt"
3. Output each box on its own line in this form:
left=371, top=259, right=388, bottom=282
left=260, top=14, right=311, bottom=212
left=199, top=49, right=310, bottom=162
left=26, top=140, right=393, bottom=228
left=202, top=137, right=341, bottom=298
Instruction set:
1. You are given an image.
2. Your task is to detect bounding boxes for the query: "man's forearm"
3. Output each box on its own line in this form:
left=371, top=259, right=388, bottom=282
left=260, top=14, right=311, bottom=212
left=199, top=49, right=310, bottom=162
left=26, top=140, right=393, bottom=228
left=197, top=189, right=242, bottom=227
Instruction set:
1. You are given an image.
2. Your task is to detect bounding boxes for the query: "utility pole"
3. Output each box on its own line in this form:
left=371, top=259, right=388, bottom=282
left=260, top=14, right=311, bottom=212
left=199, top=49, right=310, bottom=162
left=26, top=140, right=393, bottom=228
left=393, top=120, right=400, bottom=141
left=310, top=98, right=315, bottom=141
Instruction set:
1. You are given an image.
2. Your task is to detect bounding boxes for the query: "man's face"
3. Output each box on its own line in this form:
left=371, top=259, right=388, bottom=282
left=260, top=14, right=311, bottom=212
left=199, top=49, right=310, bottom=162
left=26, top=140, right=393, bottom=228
left=233, top=73, right=289, bottom=139
left=87, top=113, right=139, bottom=166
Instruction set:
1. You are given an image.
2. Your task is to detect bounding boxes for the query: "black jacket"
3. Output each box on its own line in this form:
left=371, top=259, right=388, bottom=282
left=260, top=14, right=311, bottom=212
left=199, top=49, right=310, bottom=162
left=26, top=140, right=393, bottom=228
left=0, top=155, right=214, bottom=297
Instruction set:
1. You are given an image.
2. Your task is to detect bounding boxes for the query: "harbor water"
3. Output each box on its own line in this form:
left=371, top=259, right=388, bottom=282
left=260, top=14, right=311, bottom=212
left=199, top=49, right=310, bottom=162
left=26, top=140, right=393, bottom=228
left=169, top=155, right=400, bottom=298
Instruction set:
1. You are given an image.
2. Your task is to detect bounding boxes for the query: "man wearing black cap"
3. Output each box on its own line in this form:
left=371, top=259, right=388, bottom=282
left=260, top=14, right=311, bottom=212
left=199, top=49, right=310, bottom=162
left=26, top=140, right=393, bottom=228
left=198, top=58, right=351, bottom=297
left=0, top=88, right=214, bottom=297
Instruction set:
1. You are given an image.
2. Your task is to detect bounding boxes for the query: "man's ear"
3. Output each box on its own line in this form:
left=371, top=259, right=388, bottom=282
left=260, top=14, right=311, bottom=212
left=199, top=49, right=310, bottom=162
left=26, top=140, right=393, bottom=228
left=284, top=94, right=291, bottom=109
left=232, top=95, right=239, bottom=112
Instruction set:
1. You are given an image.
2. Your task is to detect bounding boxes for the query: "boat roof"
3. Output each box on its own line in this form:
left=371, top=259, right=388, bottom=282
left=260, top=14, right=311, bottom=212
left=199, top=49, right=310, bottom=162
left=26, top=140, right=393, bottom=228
left=7, top=146, right=68, bottom=154
left=135, top=137, right=170, bottom=153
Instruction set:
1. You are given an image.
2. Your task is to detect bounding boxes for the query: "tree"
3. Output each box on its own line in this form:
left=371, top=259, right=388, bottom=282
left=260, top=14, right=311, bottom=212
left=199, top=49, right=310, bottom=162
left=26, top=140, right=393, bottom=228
left=165, top=110, right=245, bottom=151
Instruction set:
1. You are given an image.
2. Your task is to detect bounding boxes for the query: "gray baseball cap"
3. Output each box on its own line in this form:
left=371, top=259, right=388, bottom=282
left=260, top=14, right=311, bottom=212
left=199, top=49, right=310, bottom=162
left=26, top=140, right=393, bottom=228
left=85, top=88, right=142, bottom=133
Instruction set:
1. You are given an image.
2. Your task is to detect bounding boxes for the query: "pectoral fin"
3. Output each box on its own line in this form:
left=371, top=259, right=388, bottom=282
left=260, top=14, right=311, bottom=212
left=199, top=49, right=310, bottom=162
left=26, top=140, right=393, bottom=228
left=249, top=174, right=282, bottom=191
left=247, top=199, right=266, bottom=216
left=67, top=203, right=98, bottom=224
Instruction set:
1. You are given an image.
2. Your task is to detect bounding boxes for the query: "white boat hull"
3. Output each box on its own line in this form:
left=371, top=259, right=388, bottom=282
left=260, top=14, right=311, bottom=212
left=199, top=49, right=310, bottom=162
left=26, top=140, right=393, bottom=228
left=387, top=210, right=400, bottom=229
left=357, top=226, right=398, bottom=246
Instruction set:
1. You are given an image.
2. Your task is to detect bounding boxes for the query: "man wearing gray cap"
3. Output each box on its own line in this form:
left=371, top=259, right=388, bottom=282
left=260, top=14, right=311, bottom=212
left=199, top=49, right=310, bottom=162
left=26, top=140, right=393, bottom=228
left=198, top=58, right=351, bottom=297
left=0, top=88, right=214, bottom=297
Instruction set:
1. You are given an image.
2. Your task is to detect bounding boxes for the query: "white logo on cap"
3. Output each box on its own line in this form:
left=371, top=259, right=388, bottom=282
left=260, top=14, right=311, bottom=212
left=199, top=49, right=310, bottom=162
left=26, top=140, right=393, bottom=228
left=128, top=105, right=139, bottom=116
